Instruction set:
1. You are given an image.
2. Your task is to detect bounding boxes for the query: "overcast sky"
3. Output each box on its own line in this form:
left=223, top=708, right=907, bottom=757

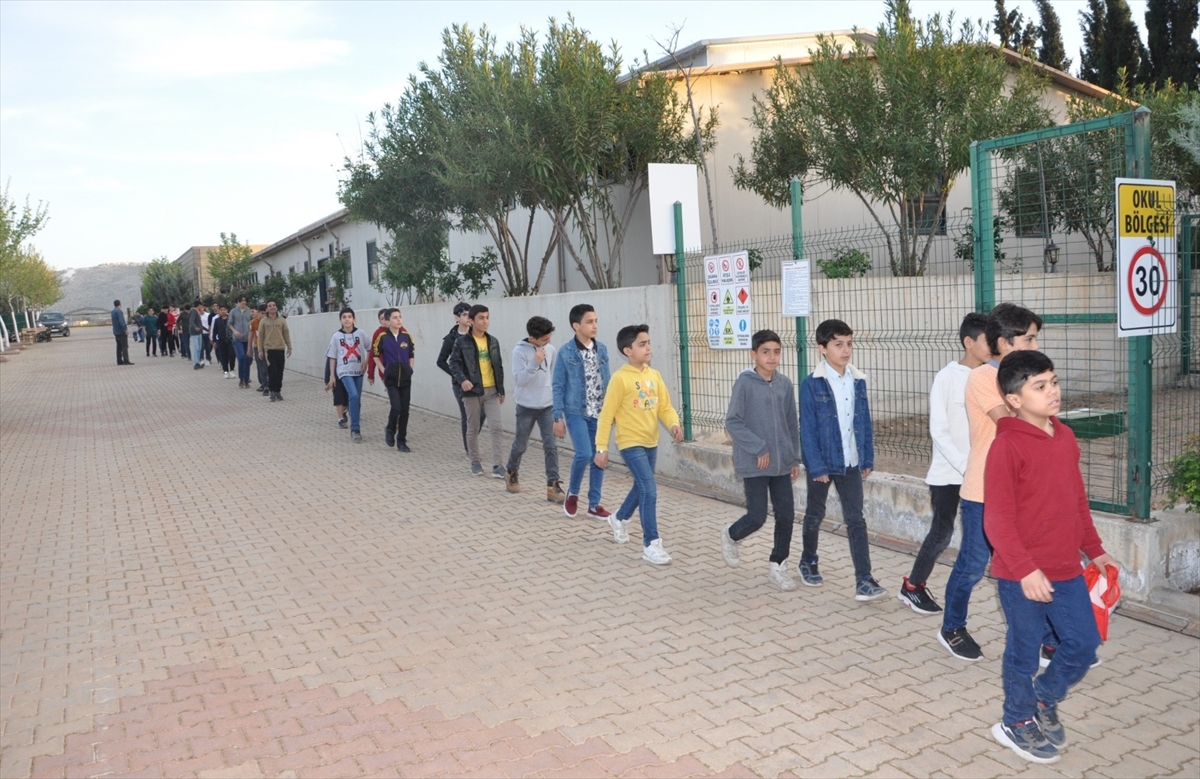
left=0, top=0, right=1149, bottom=270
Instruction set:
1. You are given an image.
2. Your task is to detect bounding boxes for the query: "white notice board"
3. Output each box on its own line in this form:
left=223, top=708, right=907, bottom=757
left=781, top=260, right=811, bottom=317
left=705, top=251, right=752, bottom=349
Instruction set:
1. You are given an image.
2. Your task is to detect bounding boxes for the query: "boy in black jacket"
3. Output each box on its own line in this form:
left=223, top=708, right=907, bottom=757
left=448, top=305, right=507, bottom=478
left=437, top=302, right=481, bottom=453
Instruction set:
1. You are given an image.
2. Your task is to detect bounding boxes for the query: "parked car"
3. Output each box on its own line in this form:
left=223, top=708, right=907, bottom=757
left=38, top=311, right=70, bottom=337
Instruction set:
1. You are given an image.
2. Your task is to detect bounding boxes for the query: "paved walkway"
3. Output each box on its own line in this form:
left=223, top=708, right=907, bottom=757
left=2, top=329, right=1198, bottom=779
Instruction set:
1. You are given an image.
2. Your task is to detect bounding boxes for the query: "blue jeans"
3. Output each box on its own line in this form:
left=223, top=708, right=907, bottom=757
left=616, top=446, right=659, bottom=546
left=800, top=467, right=872, bottom=583
left=190, top=335, right=203, bottom=366
left=234, top=340, right=251, bottom=383
left=565, top=414, right=603, bottom=507
left=340, top=374, right=363, bottom=431
left=942, top=499, right=991, bottom=631
left=998, top=575, right=1100, bottom=725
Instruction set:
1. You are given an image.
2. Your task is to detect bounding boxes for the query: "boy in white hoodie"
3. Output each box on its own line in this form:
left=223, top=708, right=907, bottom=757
left=898, top=312, right=991, bottom=615
left=505, top=316, right=566, bottom=503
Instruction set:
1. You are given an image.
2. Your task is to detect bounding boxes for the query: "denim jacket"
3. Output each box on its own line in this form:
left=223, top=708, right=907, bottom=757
left=799, top=361, right=874, bottom=479
left=552, top=338, right=610, bottom=420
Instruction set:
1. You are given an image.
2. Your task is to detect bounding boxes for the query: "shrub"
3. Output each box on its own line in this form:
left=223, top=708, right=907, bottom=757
left=816, top=248, right=872, bottom=279
left=1164, top=435, right=1200, bottom=511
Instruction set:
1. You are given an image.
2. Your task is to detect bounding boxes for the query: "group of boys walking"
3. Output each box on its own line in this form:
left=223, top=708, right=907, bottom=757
left=129, top=295, right=294, bottom=402
left=713, top=304, right=1113, bottom=766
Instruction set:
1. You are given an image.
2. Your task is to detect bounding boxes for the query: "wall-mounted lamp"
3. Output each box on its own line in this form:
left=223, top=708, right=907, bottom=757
left=1044, top=240, right=1059, bottom=272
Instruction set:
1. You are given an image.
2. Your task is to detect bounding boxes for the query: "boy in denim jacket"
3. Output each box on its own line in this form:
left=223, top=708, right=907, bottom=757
left=552, top=304, right=612, bottom=520
left=798, top=319, right=886, bottom=601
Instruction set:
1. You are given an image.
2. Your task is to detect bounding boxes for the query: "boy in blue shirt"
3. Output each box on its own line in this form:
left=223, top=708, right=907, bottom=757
left=798, top=319, right=885, bottom=601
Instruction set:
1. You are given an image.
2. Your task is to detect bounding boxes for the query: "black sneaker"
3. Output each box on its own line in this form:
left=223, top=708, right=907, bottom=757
left=397, top=443, right=410, bottom=453
left=938, top=627, right=983, bottom=661
left=1036, top=701, right=1067, bottom=748
left=897, top=577, right=942, bottom=615
left=1039, top=644, right=1101, bottom=669
left=338, top=414, right=348, bottom=429
left=991, top=720, right=1060, bottom=764
left=385, top=428, right=396, bottom=447
left=798, top=558, right=824, bottom=587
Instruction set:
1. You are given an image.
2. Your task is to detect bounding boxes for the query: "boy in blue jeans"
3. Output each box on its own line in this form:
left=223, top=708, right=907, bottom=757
left=552, top=304, right=612, bottom=520
left=721, top=329, right=801, bottom=590
left=798, top=319, right=886, bottom=601
left=594, top=324, right=683, bottom=565
left=985, top=350, right=1115, bottom=764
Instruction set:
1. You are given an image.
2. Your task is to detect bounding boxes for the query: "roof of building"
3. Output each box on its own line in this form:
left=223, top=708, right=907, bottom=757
left=638, top=32, right=1117, bottom=102
left=252, top=208, right=350, bottom=262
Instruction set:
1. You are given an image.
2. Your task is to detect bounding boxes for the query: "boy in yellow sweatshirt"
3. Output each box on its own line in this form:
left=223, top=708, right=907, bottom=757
left=594, top=324, right=683, bottom=565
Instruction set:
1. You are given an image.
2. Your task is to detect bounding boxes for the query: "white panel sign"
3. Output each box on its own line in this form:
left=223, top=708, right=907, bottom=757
left=705, top=251, right=752, bottom=349
left=648, top=163, right=702, bottom=255
left=1115, top=177, right=1177, bottom=337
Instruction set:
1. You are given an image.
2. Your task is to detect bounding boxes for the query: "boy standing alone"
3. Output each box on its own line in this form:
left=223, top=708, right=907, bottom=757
left=986, top=350, right=1115, bottom=764
left=721, top=330, right=801, bottom=590
left=898, top=313, right=990, bottom=614
left=594, top=324, right=683, bottom=565
left=938, top=302, right=1043, bottom=661
left=552, top=304, right=611, bottom=520
left=448, top=305, right=506, bottom=477
left=798, top=319, right=886, bottom=601
left=505, top=316, right=566, bottom=502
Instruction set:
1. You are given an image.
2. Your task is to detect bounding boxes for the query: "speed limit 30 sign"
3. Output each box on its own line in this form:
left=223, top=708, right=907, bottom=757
left=1115, top=178, right=1176, bottom=337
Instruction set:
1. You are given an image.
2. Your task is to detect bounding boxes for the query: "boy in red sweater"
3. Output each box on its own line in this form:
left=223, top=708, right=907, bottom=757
left=985, top=351, right=1117, bottom=765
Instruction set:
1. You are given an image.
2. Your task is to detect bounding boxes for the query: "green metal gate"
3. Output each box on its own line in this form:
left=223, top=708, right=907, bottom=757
left=971, top=107, right=1197, bottom=518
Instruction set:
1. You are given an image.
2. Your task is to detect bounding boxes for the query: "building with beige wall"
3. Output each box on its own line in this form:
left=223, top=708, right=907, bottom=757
left=175, top=243, right=267, bottom=297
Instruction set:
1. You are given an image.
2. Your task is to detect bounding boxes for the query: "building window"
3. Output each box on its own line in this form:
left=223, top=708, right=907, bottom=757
left=367, top=241, right=379, bottom=284
left=908, top=190, right=947, bottom=236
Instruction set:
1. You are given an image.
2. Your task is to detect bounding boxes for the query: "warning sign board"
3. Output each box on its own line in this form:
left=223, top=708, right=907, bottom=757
left=704, top=250, right=752, bottom=349
left=1115, top=178, right=1176, bottom=337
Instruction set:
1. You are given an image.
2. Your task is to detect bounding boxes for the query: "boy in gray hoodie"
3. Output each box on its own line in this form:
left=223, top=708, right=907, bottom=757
left=505, top=316, right=566, bottom=503
left=721, top=329, right=802, bottom=590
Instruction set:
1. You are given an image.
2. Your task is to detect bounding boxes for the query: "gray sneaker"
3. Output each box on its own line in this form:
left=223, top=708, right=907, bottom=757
left=991, top=720, right=1060, bottom=764
left=720, top=526, right=740, bottom=567
left=491, top=465, right=506, bottom=479
left=470, top=462, right=484, bottom=476
left=798, top=558, right=824, bottom=587
left=855, top=576, right=888, bottom=602
left=1036, top=701, right=1067, bottom=748
left=351, top=430, right=362, bottom=443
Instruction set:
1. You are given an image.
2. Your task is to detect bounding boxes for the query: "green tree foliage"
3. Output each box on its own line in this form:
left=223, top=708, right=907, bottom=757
left=1078, top=0, right=1106, bottom=84
left=1171, top=93, right=1200, bottom=170
left=341, top=17, right=709, bottom=295
left=1143, top=0, right=1200, bottom=89
left=1100, top=0, right=1145, bottom=89
left=1034, top=0, right=1072, bottom=71
left=733, top=0, right=1050, bottom=276
left=206, top=232, right=256, bottom=293
left=140, top=256, right=194, bottom=308
left=994, top=0, right=1038, bottom=52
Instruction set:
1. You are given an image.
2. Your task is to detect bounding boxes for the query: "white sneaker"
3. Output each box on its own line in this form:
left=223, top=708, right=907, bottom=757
left=223, top=371, right=231, bottom=379
left=608, top=514, right=629, bottom=544
left=768, top=562, right=797, bottom=591
left=642, top=539, right=671, bottom=565
left=721, top=525, right=740, bottom=567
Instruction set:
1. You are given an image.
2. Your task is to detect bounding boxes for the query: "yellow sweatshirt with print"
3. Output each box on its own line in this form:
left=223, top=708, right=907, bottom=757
left=595, top=363, right=681, bottom=452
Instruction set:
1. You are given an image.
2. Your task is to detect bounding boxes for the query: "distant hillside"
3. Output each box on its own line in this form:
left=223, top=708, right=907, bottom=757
left=52, top=263, right=147, bottom=319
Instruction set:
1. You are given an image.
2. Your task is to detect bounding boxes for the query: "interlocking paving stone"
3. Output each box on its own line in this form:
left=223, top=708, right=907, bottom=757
left=2, top=328, right=1197, bottom=778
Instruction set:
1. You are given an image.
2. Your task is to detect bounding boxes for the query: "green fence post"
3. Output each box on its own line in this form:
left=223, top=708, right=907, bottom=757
left=674, top=201, right=693, bottom=441
left=790, top=179, right=808, bottom=376
left=1182, top=215, right=1196, bottom=377
left=970, top=140, right=996, bottom=312
left=1127, top=107, right=1153, bottom=519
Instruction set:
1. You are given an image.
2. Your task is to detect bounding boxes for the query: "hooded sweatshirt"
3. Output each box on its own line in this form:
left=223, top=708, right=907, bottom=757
left=510, top=339, right=556, bottom=410
left=983, top=416, right=1106, bottom=582
left=725, top=368, right=800, bottom=479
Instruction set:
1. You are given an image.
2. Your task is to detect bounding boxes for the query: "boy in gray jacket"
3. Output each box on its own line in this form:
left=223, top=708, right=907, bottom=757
left=721, top=330, right=802, bottom=590
left=505, top=316, right=566, bottom=503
